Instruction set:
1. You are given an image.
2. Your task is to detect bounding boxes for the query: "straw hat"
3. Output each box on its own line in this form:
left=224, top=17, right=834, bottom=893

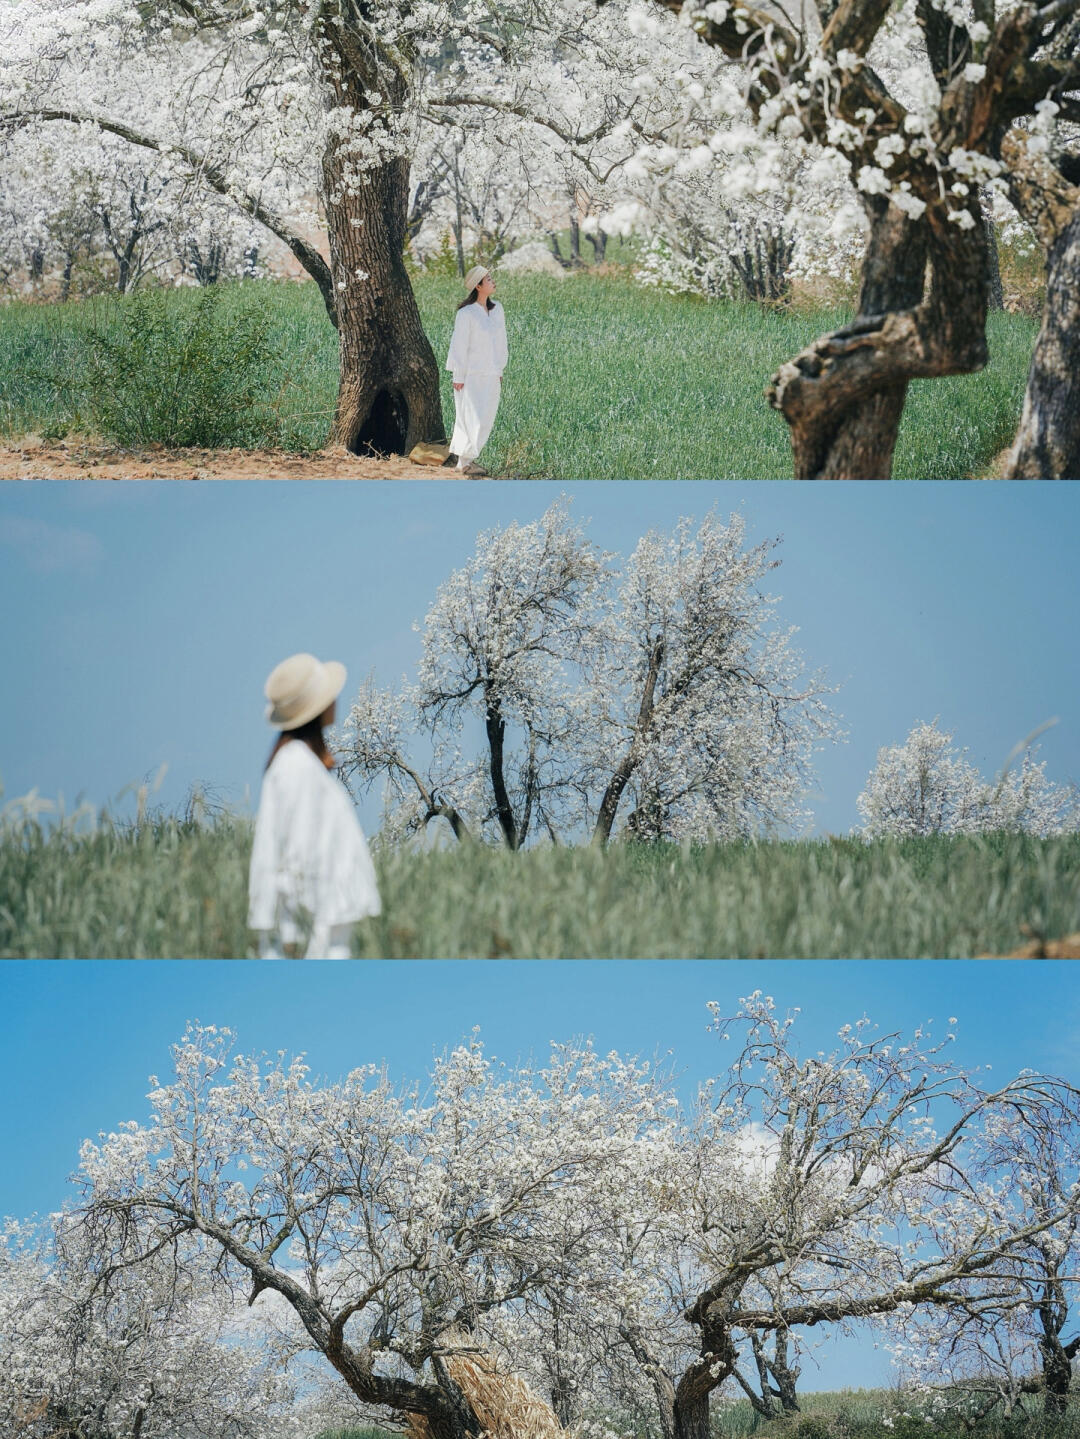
left=464, top=264, right=490, bottom=293
left=264, top=653, right=346, bottom=730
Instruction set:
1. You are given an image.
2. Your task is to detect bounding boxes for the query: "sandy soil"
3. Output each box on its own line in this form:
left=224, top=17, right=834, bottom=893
left=0, top=437, right=459, bottom=480
left=981, top=931, right=1080, bottom=958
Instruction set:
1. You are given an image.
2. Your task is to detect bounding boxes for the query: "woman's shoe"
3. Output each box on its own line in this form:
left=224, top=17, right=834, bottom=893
left=460, top=461, right=488, bottom=476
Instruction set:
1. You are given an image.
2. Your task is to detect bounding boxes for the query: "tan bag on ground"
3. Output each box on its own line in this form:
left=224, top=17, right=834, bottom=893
left=408, top=441, right=451, bottom=466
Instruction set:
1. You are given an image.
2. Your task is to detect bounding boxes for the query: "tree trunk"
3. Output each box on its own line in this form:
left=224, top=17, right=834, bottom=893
left=1005, top=203, right=1080, bottom=478
left=484, top=695, right=520, bottom=849
left=777, top=200, right=924, bottom=478
left=619, top=1322, right=676, bottom=1439
left=1037, top=1280, right=1074, bottom=1420
left=60, top=248, right=76, bottom=301
left=324, top=1327, right=482, bottom=1439
left=768, top=1332, right=801, bottom=1413
left=672, top=1389, right=710, bottom=1439
left=625, top=794, right=665, bottom=840
left=319, top=56, right=444, bottom=456
left=550, top=1375, right=577, bottom=1428
left=769, top=197, right=989, bottom=479
left=982, top=198, right=1004, bottom=312
left=672, top=1322, right=737, bottom=1439
left=428, top=1357, right=487, bottom=1439
left=1041, top=1333, right=1072, bottom=1419
left=569, top=214, right=581, bottom=266
left=592, top=636, right=664, bottom=845
left=452, top=161, right=467, bottom=280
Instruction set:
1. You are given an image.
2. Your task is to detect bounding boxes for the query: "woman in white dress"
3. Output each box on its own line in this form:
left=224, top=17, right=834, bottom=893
left=446, top=264, right=508, bottom=476
left=248, top=653, right=381, bottom=959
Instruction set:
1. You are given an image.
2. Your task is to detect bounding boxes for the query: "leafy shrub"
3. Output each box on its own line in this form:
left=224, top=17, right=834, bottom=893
left=82, top=286, right=276, bottom=447
left=796, top=1419, right=832, bottom=1439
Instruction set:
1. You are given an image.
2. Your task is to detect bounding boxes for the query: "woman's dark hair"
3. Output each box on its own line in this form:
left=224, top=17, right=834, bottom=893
left=456, top=287, right=496, bottom=312
left=266, top=716, right=334, bottom=772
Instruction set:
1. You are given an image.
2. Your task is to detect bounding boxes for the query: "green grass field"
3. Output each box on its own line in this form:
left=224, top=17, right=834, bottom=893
left=2, top=805, right=1076, bottom=958
left=709, top=1388, right=1079, bottom=1438
left=318, top=1386, right=1080, bottom=1439
left=0, top=274, right=1037, bottom=478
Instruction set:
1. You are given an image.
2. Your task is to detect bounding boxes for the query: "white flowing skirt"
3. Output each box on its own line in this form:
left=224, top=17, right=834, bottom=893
left=450, top=374, right=501, bottom=461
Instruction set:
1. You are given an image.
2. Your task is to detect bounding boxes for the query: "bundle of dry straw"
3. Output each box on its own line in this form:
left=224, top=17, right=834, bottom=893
left=406, top=1330, right=566, bottom=1439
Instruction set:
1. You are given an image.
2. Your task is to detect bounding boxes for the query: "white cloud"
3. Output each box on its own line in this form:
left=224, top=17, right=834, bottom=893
left=0, top=514, right=104, bottom=575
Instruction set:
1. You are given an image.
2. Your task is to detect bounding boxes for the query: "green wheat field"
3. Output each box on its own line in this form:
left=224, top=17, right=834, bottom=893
left=2, top=802, right=1076, bottom=958
left=0, top=274, right=1037, bottom=479
left=323, top=1384, right=1080, bottom=1439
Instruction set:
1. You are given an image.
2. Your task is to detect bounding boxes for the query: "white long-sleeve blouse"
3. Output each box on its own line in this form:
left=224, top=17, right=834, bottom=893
left=248, top=740, right=381, bottom=943
left=446, top=301, right=508, bottom=384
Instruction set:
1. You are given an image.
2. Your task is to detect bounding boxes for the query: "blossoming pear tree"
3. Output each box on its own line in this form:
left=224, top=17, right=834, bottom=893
left=73, top=1024, right=673, bottom=1439
left=633, top=0, right=1080, bottom=477
left=1, top=0, right=692, bottom=453
left=340, top=501, right=841, bottom=848
left=886, top=1084, right=1080, bottom=1425
left=67, top=1005, right=1080, bottom=1439
left=0, top=115, right=270, bottom=297
left=856, top=719, right=1079, bottom=836
left=0, top=1218, right=303, bottom=1439
left=568, top=996, right=1080, bottom=1439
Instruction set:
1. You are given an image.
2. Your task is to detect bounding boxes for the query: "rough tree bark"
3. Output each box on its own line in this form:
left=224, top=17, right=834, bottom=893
left=320, top=34, right=445, bottom=456
left=767, top=195, right=990, bottom=480
left=766, top=1332, right=801, bottom=1413
left=739, top=1331, right=801, bottom=1416
left=322, top=150, right=445, bottom=454
left=1032, top=1262, right=1080, bottom=1419
left=591, top=636, right=664, bottom=844
left=488, top=693, right=526, bottom=846
left=983, top=198, right=1005, bottom=312
left=671, top=1319, right=738, bottom=1439
left=1002, top=130, right=1080, bottom=480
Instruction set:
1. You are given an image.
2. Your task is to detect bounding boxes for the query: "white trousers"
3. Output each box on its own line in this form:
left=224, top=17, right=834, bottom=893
left=256, top=923, right=353, bottom=959
left=450, top=375, right=501, bottom=461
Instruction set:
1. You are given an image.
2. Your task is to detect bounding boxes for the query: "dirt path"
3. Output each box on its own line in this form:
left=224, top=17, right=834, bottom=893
left=0, top=437, right=458, bottom=480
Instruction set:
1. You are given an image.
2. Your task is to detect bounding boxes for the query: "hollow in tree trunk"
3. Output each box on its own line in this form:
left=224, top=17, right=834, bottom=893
left=321, top=83, right=445, bottom=456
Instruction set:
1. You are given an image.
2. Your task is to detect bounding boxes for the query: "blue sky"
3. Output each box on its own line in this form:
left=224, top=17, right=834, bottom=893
left=1, top=480, right=1079, bottom=838
left=3, top=957, right=1079, bottom=1391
